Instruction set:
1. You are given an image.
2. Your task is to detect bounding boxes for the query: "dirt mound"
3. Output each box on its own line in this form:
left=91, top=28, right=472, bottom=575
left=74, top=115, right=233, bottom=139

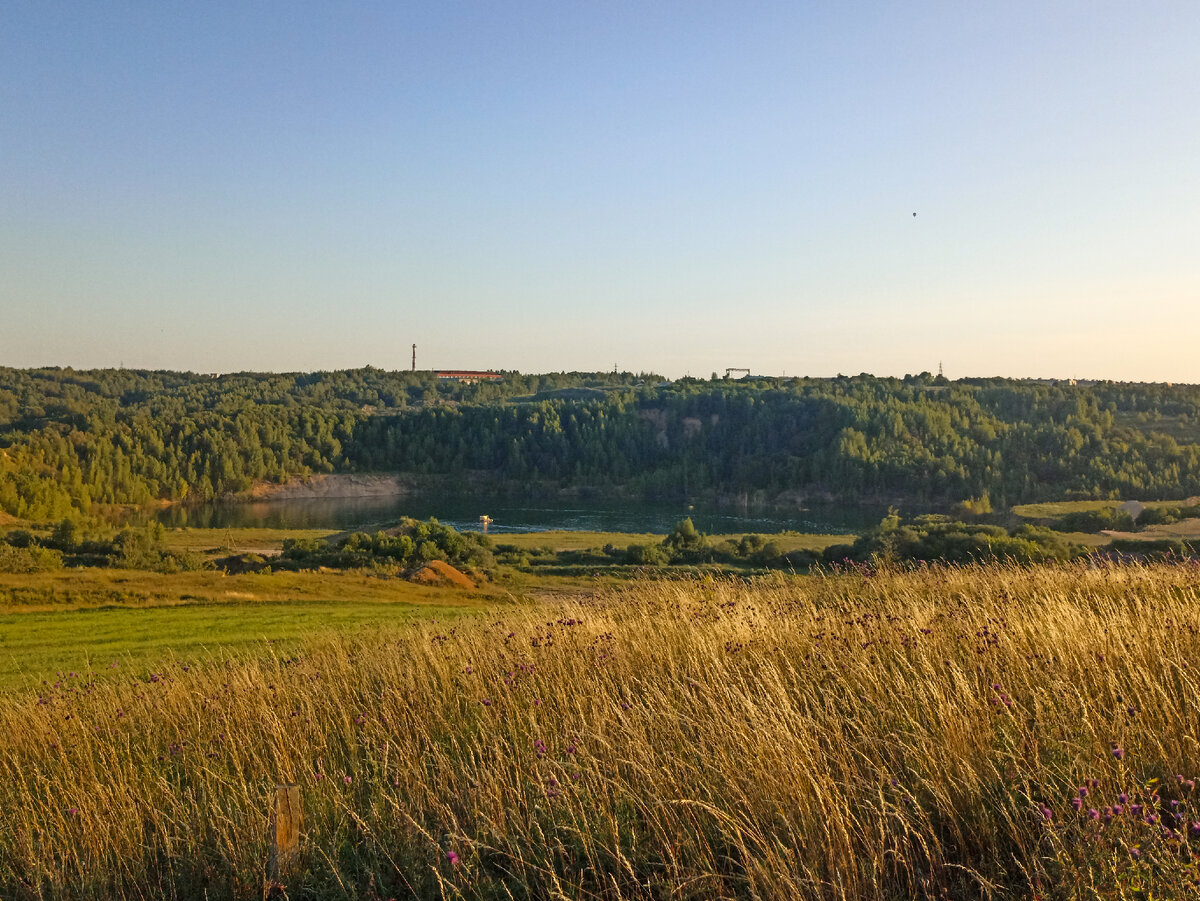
left=410, top=559, right=475, bottom=589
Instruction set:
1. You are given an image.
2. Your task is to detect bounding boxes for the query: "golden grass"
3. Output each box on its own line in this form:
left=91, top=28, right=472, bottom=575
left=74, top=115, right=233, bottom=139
left=3, top=563, right=1200, bottom=899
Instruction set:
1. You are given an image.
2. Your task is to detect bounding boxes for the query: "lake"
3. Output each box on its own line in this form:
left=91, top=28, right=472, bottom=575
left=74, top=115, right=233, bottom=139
left=155, top=494, right=884, bottom=536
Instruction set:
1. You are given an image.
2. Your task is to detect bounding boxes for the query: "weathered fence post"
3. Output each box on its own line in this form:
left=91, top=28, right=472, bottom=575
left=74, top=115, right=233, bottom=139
left=267, top=783, right=301, bottom=897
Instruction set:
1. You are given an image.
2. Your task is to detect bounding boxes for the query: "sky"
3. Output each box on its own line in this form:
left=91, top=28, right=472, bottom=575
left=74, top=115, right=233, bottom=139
left=2, top=2, right=1198, bottom=381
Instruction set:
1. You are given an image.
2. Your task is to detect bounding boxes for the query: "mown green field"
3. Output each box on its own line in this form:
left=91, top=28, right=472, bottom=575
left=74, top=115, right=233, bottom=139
left=0, top=599, right=478, bottom=691
left=0, top=563, right=512, bottom=691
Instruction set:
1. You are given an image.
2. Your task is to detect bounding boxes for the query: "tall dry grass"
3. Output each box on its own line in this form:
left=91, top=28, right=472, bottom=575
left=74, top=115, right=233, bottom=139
left=3, top=562, right=1200, bottom=899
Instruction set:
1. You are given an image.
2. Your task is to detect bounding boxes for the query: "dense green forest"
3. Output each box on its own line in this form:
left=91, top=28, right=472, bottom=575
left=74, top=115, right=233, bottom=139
left=3, top=366, right=1200, bottom=521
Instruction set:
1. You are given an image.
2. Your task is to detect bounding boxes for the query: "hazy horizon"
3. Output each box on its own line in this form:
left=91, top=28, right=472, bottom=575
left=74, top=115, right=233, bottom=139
left=3, top=361, right=1190, bottom=388
left=4, top=3, right=1199, bottom=382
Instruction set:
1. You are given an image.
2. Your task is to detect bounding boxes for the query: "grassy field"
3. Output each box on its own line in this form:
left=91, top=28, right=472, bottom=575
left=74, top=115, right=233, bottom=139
left=0, top=599, right=475, bottom=692
left=1011, top=498, right=1198, bottom=519
left=0, top=566, right=503, bottom=613
left=492, top=528, right=852, bottom=552
left=1103, top=520, right=1200, bottom=541
left=159, top=526, right=337, bottom=557
left=0, top=567, right=502, bottom=691
left=0, top=522, right=846, bottom=693
left=4, top=563, right=1200, bottom=899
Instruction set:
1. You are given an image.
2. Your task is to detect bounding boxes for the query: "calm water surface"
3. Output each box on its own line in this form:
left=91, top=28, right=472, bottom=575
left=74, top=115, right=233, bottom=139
left=156, top=494, right=884, bottom=536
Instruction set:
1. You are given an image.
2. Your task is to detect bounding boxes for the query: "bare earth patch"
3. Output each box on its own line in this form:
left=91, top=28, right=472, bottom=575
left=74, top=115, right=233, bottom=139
left=410, top=559, right=476, bottom=589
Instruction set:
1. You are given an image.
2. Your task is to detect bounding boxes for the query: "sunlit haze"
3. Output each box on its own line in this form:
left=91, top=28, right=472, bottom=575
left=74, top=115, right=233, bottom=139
left=3, top=2, right=1198, bottom=381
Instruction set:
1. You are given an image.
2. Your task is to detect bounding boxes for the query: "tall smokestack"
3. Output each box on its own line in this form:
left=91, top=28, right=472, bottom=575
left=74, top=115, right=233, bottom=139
left=412, top=344, right=416, bottom=372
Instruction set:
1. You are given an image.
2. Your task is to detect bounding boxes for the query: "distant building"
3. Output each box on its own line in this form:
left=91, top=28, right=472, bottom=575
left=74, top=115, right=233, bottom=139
left=435, top=370, right=503, bottom=384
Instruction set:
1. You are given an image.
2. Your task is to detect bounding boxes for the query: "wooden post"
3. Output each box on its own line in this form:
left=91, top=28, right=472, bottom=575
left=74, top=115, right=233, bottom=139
left=268, top=783, right=301, bottom=895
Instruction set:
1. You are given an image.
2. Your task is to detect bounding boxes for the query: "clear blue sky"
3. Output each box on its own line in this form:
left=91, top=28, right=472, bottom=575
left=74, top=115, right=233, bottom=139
left=3, top=2, right=1198, bottom=380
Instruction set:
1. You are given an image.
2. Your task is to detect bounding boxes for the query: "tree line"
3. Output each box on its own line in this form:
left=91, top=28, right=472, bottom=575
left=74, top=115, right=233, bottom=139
left=4, top=366, right=1200, bottom=520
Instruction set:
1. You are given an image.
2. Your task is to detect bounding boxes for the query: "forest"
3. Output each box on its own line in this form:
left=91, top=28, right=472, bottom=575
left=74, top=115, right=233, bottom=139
left=3, top=365, right=1200, bottom=521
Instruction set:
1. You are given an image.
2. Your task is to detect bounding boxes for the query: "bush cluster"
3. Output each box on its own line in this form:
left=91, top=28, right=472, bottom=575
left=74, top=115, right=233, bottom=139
left=280, top=518, right=494, bottom=572
left=1, top=520, right=204, bottom=573
left=823, top=512, right=1080, bottom=566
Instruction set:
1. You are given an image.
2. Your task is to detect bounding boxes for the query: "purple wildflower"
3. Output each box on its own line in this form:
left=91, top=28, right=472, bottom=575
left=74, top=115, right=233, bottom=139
left=1112, top=746, right=1125, bottom=760
left=446, top=850, right=459, bottom=866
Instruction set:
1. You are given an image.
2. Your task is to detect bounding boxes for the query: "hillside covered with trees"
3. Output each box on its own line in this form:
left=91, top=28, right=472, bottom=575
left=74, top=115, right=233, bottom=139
left=3, top=366, right=1200, bottom=521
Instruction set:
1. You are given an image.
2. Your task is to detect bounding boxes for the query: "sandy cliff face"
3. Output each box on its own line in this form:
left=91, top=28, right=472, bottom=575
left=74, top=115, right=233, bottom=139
left=248, top=474, right=411, bottom=500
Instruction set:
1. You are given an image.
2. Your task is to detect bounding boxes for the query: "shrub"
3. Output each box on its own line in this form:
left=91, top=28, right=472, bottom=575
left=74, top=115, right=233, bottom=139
left=0, top=543, right=62, bottom=573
